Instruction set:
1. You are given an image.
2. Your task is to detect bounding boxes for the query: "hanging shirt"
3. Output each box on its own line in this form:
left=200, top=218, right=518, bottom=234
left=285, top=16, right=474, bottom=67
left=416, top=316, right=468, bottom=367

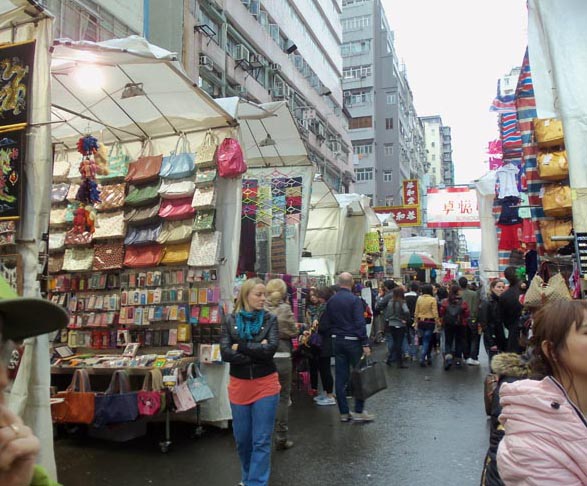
left=496, top=163, right=520, bottom=199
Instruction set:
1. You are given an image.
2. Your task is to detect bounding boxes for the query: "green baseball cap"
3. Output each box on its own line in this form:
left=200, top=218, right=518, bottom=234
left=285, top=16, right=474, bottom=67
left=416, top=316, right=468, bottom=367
left=0, top=276, right=68, bottom=342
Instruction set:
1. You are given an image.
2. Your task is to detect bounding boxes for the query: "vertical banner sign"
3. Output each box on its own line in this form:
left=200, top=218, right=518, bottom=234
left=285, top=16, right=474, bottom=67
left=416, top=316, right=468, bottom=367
left=402, top=179, right=420, bottom=206
left=0, top=128, right=25, bottom=220
left=0, top=41, right=35, bottom=129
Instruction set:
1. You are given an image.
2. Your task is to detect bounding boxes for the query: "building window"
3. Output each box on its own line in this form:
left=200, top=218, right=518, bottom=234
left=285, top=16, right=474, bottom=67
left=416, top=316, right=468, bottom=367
left=342, top=0, right=370, bottom=7
left=353, top=142, right=373, bottom=155
left=383, top=170, right=393, bottom=182
left=343, top=65, right=372, bottom=79
left=354, top=168, right=374, bottom=181
left=432, top=154, right=436, bottom=161
left=386, top=93, right=397, bottom=104
left=385, top=195, right=394, bottom=206
left=349, top=116, right=373, bottom=130
left=385, top=117, right=393, bottom=130
left=341, top=39, right=371, bottom=57
left=342, top=15, right=371, bottom=32
left=344, top=88, right=372, bottom=105
left=384, top=143, right=394, bottom=156
left=431, top=141, right=435, bottom=147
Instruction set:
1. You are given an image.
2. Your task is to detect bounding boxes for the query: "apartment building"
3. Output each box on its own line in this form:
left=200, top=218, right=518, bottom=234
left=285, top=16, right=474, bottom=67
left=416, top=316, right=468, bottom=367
left=341, top=0, right=425, bottom=207
left=40, top=0, right=353, bottom=192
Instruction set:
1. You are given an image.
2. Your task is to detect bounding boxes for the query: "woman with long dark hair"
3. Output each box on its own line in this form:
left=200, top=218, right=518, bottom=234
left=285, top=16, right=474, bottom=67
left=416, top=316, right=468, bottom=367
left=439, top=285, right=470, bottom=370
left=384, top=287, right=410, bottom=369
left=497, top=300, right=587, bottom=484
left=478, top=279, right=507, bottom=367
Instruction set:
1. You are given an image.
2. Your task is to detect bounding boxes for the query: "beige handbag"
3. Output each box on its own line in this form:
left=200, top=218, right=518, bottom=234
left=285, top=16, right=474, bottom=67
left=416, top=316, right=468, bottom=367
left=48, top=232, right=66, bottom=252
left=195, top=130, right=219, bottom=168
left=534, top=118, right=564, bottom=147
left=53, top=148, right=71, bottom=182
left=93, top=211, right=126, bottom=239
left=542, top=184, right=572, bottom=217
left=95, top=183, right=126, bottom=211
left=524, top=273, right=571, bottom=308
left=50, top=208, right=68, bottom=227
left=158, top=179, right=196, bottom=199
left=537, top=151, right=568, bottom=181
left=67, top=183, right=80, bottom=203
left=157, top=220, right=193, bottom=244
left=539, top=219, right=573, bottom=253
left=191, top=186, right=217, bottom=210
left=188, top=231, right=221, bottom=267
left=62, top=247, right=94, bottom=272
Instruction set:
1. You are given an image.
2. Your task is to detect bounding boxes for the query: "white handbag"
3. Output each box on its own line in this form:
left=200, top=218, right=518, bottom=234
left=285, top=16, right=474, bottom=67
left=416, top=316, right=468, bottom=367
left=62, top=247, right=94, bottom=272
left=188, top=231, right=222, bottom=267
left=48, top=232, right=66, bottom=252
left=93, top=211, right=126, bottom=239
left=157, top=220, right=194, bottom=244
left=158, top=179, right=196, bottom=199
left=191, top=186, right=217, bottom=209
left=50, top=208, right=68, bottom=226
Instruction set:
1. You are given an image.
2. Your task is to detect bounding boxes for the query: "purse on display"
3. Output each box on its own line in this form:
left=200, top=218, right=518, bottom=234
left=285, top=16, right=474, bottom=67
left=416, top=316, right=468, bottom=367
left=48, top=232, right=66, bottom=253
left=186, top=363, right=214, bottom=403
left=157, top=220, right=193, bottom=244
left=51, top=183, right=70, bottom=203
left=158, top=179, right=196, bottom=199
left=51, top=369, right=96, bottom=424
left=93, top=370, right=139, bottom=427
left=93, top=242, right=125, bottom=271
left=217, top=137, right=247, bottom=178
left=172, top=369, right=197, bottom=412
left=53, top=149, right=71, bottom=182
left=93, top=211, right=126, bottom=240
left=537, top=150, right=569, bottom=181
left=125, top=140, right=163, bottom=185
left=195, top=130, right=219, bottom=168
left=534, top=118, right=564, bottom=148
left=159, top=133, right=196, bottom=179
left=98, top=142, right=130, bottom=181
left=123, top=244, right=163, bottom=268
left=62, top=247, right=94, bottom=272
left=65, top=229, right=93, bottom=246
left=50, top=208, right=67, bottom=226
left=542, top=184, right=572, bottom=218
left=539, top=219, right=573, bottom=253
left=192, top=210, right=215, bottom=232
left=160, top=242, right=190, bottom=265
left=94, top=183, right=126, bottom=211
left=66, top=183, right=80, bottom=203
left=188, top=231, right=221, bottom=267
left=124, top=221, right=163, bottom=246
left=158, top=197, right=195, bottom=220
left=48, top=253, right=64, bottom=274
left=125, top=182, right=161, bottom=207
left=191, top=186, right=216, bottom=210
left=124, top=201, right=161, bottom=225
left=195, top=169, right=217, bottom=186
left=524, top=272, right=571, bottom=308
left=137, top=369, right=166, bottom=417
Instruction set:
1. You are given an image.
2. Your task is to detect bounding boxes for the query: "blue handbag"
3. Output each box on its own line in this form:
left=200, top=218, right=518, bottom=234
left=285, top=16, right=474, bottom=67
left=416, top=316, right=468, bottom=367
left=160, top=134, right=196, bottom=179
left=124, top=221, right=163, bottom=246
left=93, top=370, right=139, bottom=427
left=186, top=363, right=214, bottom=403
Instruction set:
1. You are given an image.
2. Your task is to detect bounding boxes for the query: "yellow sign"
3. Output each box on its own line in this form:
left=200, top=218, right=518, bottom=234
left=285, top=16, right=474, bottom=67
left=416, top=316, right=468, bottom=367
left=383, top=233, right=397, bottom=253
left=364, top=232, right=380, bottom=253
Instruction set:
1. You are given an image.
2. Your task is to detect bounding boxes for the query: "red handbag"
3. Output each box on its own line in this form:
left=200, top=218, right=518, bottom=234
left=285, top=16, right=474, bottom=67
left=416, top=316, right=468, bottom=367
left=217, top=137, right=247, bottom=178
left=123, top=244, right=163, bottom=268
left=158, top=197, right=195, bottom=220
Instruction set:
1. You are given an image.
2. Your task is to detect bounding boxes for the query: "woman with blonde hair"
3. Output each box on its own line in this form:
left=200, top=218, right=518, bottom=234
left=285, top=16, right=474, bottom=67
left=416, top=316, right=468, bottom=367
left=220, top=278, right=280, bottom=486
left=264, top=278, right=299, bottom=451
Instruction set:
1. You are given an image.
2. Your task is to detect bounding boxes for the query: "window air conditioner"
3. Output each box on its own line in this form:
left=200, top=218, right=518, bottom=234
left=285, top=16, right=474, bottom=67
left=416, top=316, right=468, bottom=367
left=199, top=55, right=213, bottom=71
left=234, top=45, right=250, bottom=63
left=269, top=63, right=281, bottom=72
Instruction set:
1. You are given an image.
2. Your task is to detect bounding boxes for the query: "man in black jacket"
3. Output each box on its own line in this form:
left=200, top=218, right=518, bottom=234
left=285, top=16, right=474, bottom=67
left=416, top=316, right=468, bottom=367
left=498, top=267, right=523, bottom=353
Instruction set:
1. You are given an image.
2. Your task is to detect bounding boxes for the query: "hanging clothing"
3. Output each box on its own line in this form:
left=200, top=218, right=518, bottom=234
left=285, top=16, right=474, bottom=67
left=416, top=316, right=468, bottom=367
left=498, top=223, right=522, bottom=251
left=498, top=197, right=522, bottom=225
left=496, top=163, right=521, bottom=199
left=525, top=249, right=538, bottom=282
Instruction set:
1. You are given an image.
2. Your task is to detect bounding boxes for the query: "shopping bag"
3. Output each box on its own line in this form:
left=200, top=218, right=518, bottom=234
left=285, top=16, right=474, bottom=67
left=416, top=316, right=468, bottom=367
left=537, top=150, right=568, bottom=181
left=137, top=369, right=166, bottom=416
left=173, top=369, right=197, bottom=412
left=350, top=355, right=387, bottom=401
left=542, top=184, right=572, bottom=218
left=186, top=363, right=214, bottom=403
left=534, top=117, right=564, bottom=148
left=217, top=137, right=247, bottom=178
left=52, top=369, right=95, bottom=424
left=94, top=370, right=139, bottom=426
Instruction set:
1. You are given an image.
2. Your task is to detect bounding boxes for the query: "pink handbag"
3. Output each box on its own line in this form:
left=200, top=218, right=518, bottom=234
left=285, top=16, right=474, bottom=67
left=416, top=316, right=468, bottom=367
left=158, top=197, right=195, bottom=220
left=217, top=137, right=247, bottom=178
left=137, top=369, right=165, bottom=416
left=172, top=369, right=197, bottom=412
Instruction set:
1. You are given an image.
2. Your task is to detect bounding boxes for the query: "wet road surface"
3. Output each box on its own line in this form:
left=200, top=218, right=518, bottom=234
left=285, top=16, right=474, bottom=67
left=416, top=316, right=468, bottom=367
left=55, top=345, right=490, bottom=486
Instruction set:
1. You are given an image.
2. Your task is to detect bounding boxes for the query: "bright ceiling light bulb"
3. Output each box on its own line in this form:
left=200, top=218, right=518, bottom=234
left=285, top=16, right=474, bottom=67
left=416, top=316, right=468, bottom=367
left=72, top=64, right=104, bottom=91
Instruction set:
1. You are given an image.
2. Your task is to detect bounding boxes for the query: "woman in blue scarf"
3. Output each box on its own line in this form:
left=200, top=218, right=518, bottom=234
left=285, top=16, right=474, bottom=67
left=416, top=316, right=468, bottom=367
left=220, top=278, right=279, bottom=486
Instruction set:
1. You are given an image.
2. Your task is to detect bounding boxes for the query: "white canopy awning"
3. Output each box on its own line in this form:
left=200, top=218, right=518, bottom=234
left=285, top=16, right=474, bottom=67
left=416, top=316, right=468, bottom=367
left=50, top=36, right=235, bottom=147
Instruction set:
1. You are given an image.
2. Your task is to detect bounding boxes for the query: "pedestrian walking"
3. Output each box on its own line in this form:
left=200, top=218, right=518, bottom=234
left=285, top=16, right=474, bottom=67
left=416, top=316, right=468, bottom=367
left=220, top=278, right=280, bottom=486
left=264, top=278, right=299, bottom=451
left=313, top=286, right=336, bottom=406
left=439, top=285, right=470, bottom=370
left=322, top=272, right=373, bottom=422
left=413, top=284, right=441, bottom=367
left=305, top=288, right=321, bottom=397
left=374, top=279, right=397, bottom=356
left=404, top=281, right=420, bottom=360
left=478, top=279, right=507, bottom=367
left=498, top=267, right=523, bottom=353
left=384, top=287, right=410, bottom=369
left=497, top=300, right=587, bottom=485
left=459, top=277, right=480, bottom=366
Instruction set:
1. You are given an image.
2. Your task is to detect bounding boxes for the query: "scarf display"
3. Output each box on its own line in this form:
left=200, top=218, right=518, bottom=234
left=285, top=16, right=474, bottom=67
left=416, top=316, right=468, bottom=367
left=236, top=309, right=265, bottom=341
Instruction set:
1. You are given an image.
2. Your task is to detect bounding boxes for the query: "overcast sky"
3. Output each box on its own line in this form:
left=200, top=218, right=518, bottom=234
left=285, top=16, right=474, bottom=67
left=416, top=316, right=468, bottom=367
left=381, top=0, right=528, bottom=251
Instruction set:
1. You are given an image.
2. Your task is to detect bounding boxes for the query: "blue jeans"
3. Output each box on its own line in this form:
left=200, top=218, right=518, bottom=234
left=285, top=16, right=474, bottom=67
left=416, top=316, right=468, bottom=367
left=230, top=393, right=279, bottom=486
left=419, top=322, right=435, bottom=364
left=334, top=338, right=365, bottom=415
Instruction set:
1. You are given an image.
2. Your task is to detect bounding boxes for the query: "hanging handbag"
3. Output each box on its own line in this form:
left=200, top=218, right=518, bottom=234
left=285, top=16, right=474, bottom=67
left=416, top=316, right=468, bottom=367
left=52, top=369, right=96, bottom=424
left=125, top=182, right=161, bottom=206
left=172, top=369, right=197, bottom=412
left=62, top=247, right=94, bottom=272
left=537, top=150, right=568, bottom=181
left=195, top=130, right=219, bottom=168
left=160, top=242, right=191, bottom=265
left=217, top=137, right=247, bottom=178
left=124, top=221, right=163, bottom=245
left=123, top=244, right=163, bottom=268
left=93, top=241, right=125, bottom=271
left=158, top=179, right=196, bottom=199
left=53, top=148, right=71, bottom=182
left=542, top=184, right=572, bottom=217
left=66, top=183, right=80, bottom=203
left=93, top=211, right=126, bottom=239
left=97, top=142, right=130, bottom=181
left=524, top=264, right=571, bottom=308
left=191, top=186, right=217, bottom=210
left=48, top=232, right=66, bottom=252
left=195, top=168, right=217, bottom=186
left=534, top=117, right=564, bottom=148
left=50, top=208, right=67, bottom=227
left=540, top=219, right=573, bottom=253
left=192, top=210, right=216, bottom=232
left=350, top=355, right=387, bottom=401
left=158, top=197, right=195, bottom=220
left=157, top=220, right=193, bottom=244
left=159, top=133, right=196, bottom=179
left=124, top=201, right=161, bottom=225
left=51, top=183, right=70, bottom=203
left=93, top=370, right=139, bottom=427
left=137, top=369, right=166, bottom=417
left=65, top=229, right=93, bottom=246
left=188, top=231, right=221, bottom=267
left=48, top=253, right=64, bottom=274
left=125, top=140, right=163, bottom=185
left=186, top=363, right=214, bottom=403
left=95, top=183, right=126, bottom=211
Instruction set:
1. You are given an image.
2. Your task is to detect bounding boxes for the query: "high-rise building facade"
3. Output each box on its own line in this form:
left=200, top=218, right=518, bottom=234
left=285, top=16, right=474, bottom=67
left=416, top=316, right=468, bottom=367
left=342, top=0, right=425, bottom=207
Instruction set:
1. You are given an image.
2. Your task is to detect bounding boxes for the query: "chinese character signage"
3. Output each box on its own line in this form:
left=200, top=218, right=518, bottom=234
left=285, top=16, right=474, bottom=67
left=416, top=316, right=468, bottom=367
left=373, top=205, right=421, bottom=227
left=402, top=179, right=420, bottom=206
left=0, top=41, right=35, bottom=129
left=0, top=128, right=24, bottom=220
left=426, top=187, right=480, bottom=228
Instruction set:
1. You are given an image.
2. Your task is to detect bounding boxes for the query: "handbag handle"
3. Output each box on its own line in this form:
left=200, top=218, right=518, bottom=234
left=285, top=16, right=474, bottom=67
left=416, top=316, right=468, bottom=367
left=173, top=132, right=191, bottom=155
left=150, top=368, right=164, bottom=390
left=138, top=138, right=154, bottom=158
left=68, top=369, right=91, bottom=392
left=538, top=261, right=551, bottom=283
left=106, top=370, right=131, bottom=394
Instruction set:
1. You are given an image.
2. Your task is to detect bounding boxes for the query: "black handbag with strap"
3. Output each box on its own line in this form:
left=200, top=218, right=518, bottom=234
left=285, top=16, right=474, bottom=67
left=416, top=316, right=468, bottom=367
left=351, top=355, right=387, bottom=401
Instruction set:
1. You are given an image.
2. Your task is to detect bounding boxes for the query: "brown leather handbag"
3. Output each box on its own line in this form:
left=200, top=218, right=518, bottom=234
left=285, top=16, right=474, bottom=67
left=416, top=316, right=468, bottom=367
left=125, top=141, right=163, bottom=185
left=52, top=369, right=96, bottom=424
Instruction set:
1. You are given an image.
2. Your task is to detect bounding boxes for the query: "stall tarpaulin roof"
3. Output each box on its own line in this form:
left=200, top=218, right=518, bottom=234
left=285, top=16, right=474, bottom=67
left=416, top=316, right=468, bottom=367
left=215, top=97, right=311, bottom=167
left=50, top=36, right=235, bottom=147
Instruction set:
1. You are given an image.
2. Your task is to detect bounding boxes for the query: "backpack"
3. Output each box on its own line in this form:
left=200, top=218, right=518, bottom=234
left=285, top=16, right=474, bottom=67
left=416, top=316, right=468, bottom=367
left=443, top=300, right=463, bottom=327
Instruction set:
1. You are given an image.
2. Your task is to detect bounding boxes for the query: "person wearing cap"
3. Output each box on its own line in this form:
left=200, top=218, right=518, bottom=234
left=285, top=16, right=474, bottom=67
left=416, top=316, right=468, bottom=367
left=0, top=276, right=68, bottom=486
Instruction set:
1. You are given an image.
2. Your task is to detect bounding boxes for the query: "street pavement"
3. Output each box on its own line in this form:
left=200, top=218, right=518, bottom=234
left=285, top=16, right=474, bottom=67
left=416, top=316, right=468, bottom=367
left=55, top=344, right=490, bottom=486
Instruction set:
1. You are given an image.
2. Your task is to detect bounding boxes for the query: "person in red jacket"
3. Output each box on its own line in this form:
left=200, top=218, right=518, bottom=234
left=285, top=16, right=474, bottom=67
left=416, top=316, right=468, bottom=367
left=439, top=285, right=470, bottom=370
